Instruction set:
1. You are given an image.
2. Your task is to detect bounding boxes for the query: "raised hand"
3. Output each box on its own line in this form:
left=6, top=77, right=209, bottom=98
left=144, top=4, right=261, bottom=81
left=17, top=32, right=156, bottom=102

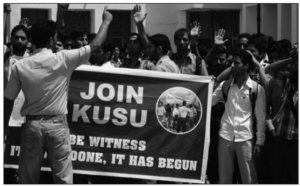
left=132, top=4, right=148, bottom=25
left=102, top=6, right=113, bottom=24
left=246, top=50, right=260, bottom=67
left=19, top=18, right=29, bottom=27
left=214, top=29, right=228, bottom=45
left=58, top=3, right=69, bottom=15
left=190, top=21, right=202, bottom=38
left=4, top=4, right=11, bottom=14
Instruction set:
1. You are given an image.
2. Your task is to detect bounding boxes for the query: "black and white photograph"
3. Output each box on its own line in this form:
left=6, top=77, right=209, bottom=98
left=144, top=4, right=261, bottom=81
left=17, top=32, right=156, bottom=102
left=3, top=2, right=298, bottom=184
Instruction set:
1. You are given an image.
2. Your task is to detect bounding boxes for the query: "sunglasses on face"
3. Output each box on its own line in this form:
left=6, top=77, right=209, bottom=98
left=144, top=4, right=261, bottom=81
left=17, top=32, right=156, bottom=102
left=238, top=43, right=248, bottom=48
left=127, top=39, right=139, bottom=44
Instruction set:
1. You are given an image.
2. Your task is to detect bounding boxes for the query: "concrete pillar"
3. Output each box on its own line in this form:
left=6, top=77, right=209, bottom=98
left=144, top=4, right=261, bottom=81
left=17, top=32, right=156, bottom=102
left=262, top=4, right=277, bottom=39
left=291, top=4, right=298, bottom=44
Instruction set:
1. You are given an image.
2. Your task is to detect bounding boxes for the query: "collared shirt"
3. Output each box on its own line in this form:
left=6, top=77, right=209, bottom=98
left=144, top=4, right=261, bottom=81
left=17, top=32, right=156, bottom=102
left=4, top=52, right=30, bottom=126
left=4, top=52, right=30, bottom=87
left=120, top=55, right=142, bottom=69
left=212, top=76, right=266, bottom=145
left=156, top=55, right=181, bottom=74
left=5, top=46, right=91, bottom=116
left=157, top=106, right=166, bottom=116
left=172, top=108, right=179, bottom=117
left=178, top=106, right=191, bottom=118
left=188, top=107, right=197, bottom=118
left=101, top=61, right=116, bottom=68
left=266, top=77, right=298, bottom=140
left=172, top=51, right=198, bottom=75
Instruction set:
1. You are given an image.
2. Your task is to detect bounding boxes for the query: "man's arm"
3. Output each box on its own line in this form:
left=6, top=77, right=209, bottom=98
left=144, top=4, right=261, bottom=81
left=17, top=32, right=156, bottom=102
left=216, top=66, right=231, bottom=83
left=4, top=97, right=14, bottom=136
left=89, top=6, right=113, bottom=53
left=265, top=78, right=276, bottom=135
left=132, top=4, right=149, bottom=49
left=190, top=21, right=202, bottom=59
left=56, top=4, right=69, bottom=34
left=211, top=81, right=224, bottom=106
left=253, top=85, right=267, bottom=157
left=265, top=57, right=292, bottom=75
left=199, top=58, right=209, bottom=76
left=4, top=4, right=11, bottom=44
left=204, top=29, right=228, bottom=65
left=247, top=51, right=270, bottom=88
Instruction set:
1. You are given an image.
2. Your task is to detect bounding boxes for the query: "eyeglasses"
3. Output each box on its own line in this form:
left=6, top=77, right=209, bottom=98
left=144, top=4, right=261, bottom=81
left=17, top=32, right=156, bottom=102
left=238, top=43, right=248, bottom=48
left=127, top=39, right=139, bottom=44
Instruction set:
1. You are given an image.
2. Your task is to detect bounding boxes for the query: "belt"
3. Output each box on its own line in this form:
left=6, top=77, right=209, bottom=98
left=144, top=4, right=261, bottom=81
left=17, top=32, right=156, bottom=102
left=26, top=115, right=65, bottom=122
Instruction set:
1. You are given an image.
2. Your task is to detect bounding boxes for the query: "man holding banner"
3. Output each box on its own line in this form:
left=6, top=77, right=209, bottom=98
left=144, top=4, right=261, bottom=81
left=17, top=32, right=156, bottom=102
left=4, top=4, right=113, bottom=183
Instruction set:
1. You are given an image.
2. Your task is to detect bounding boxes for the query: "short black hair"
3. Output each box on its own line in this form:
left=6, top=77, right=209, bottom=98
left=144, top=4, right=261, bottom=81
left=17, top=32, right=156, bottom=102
left=232, top=49, right=253, bottom=68
left=127, top=33, right=142, bottom=45
left=174, top=28, right=191, bottom=42
left=182, top=100, right=187, bottom=106
left=238, top=33, right=251, bottom=41
left=102, top=39, right=115, bottom=59
left=57, top=31, right=71, bottom=42
left=71, top=29, right=86, bottom=40
left=248, top=33, right=268, bottom=54
left=31, top=20, right=56, bottom=48
left=11, top=24, right=30, bottom=39
left=215, top=45, right=227, bottom=55
left=148, top=34, right=171, bottom=55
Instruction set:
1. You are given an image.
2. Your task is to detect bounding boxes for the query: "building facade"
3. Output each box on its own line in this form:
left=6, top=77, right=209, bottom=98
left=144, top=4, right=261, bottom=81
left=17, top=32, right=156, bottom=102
left=6, top=3, right=298, bottom=51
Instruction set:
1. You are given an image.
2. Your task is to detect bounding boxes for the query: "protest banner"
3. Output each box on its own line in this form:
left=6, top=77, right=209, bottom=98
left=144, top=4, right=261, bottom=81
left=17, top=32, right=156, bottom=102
left=4, top=65, right=213, bottom=183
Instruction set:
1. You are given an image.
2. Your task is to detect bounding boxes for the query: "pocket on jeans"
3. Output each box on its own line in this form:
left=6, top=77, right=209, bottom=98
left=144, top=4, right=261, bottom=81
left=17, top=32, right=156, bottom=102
left=23, top=137, right=39, bottom=159
left=50, top=128, right=71, bottom=160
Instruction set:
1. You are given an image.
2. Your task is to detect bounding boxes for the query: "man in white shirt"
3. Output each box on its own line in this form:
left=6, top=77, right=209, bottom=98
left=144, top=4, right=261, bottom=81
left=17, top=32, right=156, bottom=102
left=172, top=104, right=179, bottom=129
left=157, top=101, right=166, bottom=122
left=212, top=49, right=266, bottom=184
left=4, top=5, right=113, bottom=184
left=177, top=101, right=191, bottom=133
left=146, top=34, right=181, bottom=73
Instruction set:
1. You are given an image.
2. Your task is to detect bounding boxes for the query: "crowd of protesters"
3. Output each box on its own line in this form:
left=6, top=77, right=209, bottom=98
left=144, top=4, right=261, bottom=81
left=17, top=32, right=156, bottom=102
left=4, top=3, right=298, bottom=184
left=157, top=101, right=198, bottom=133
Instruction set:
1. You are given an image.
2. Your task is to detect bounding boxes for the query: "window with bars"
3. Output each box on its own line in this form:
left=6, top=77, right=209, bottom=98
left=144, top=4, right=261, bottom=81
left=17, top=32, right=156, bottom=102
left=188, top=10, right=240, bottom=51
left=106, top=10, right=131, bottom=49
left=64, top=11, right=91, bottom=34
left=21, top=9, right=49, bottom=27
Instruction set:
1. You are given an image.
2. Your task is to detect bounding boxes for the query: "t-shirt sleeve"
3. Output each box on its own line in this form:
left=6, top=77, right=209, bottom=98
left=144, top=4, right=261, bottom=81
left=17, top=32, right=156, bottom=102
left=4, top=64, right=21, bottom=100
left=63, top=45, right=91, bottom=70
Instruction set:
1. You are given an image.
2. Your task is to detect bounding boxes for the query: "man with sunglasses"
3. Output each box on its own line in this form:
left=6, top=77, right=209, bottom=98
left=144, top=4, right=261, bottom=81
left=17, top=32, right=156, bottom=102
left=119, top=33, right=144, bottom=69
left=237, top=33, right=251, bottom=50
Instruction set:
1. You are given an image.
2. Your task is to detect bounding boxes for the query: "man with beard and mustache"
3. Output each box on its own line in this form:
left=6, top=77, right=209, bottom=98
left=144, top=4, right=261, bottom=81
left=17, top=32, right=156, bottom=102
left=3, top=22, right=30, bottom=185
left=4, top=25, right=30, bottom=88
left=263, top=45, right=298, bottom=184
left=4, top=24, right=30, bottom=128
left=172, top=27, right=208, bottom=76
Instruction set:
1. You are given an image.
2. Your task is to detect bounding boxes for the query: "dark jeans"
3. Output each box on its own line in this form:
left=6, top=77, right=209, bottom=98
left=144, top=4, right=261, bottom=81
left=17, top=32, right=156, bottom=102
left=264, top=136, right=298, bottom=184
left=19, top=116, right=73, bottom=184
left=173, top=115, right=178, bottom=129
left=177, top=118, right=187, bottom=133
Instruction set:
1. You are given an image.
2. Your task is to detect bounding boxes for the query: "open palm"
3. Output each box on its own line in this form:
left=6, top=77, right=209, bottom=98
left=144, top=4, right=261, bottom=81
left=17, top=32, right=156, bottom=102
left=133, top=12, right=146, bottom=24
left=190, top=21, right=201, bottom=38
left=132, top=4, right=148, bottom=24
left=214, top=29, right=228, bottom=45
